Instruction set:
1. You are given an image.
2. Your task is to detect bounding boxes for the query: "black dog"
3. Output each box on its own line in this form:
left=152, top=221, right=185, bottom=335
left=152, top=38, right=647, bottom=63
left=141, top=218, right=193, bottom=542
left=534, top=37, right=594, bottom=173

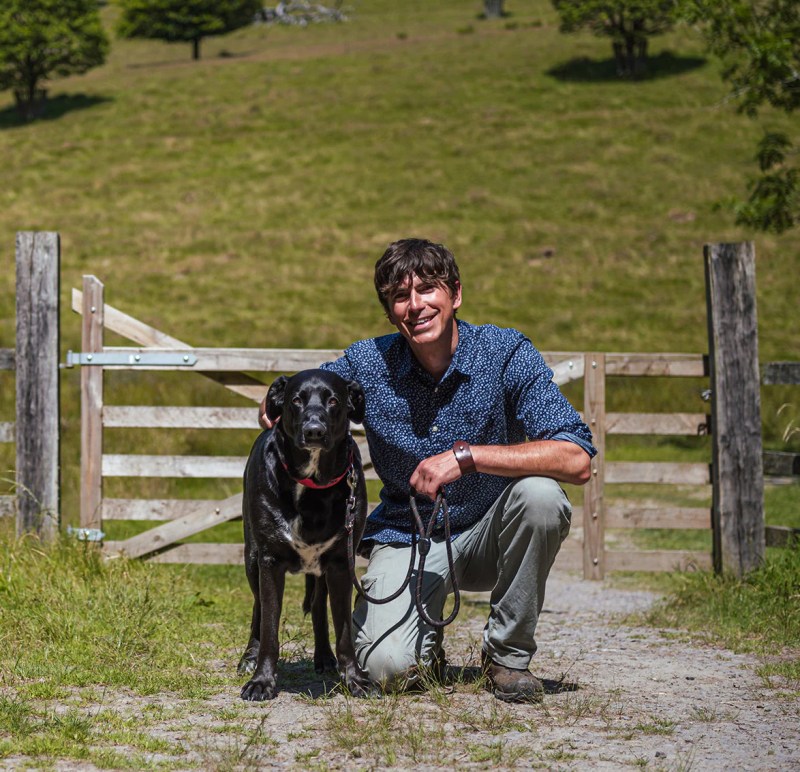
left=237, top=369, right=373, bottom=701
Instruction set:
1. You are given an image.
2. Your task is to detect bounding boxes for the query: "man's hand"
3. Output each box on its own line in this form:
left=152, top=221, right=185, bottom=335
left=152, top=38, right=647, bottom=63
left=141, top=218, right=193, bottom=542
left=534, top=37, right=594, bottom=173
left=409, top=450, right=462, bottom=500
left=258, top=394, right=277, bottom=430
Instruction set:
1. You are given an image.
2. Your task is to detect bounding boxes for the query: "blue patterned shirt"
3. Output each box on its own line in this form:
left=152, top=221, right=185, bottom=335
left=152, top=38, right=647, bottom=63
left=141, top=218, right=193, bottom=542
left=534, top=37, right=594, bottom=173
left=322, top=320, right=596, bottom=544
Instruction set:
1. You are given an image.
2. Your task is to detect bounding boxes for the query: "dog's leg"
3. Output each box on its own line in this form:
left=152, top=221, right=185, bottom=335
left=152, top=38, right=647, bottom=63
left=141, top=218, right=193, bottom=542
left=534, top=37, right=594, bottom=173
left=237, top=530, right=261, bottom=675
left=309, top=575, right=337, bottom=674
left=240, top=557, right=285, bottom=701
left=326, top=561, right=375, bottom=697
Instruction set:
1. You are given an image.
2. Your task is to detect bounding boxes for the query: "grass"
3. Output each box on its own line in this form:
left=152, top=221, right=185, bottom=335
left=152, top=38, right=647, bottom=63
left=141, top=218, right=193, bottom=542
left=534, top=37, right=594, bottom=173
left=645, top=545, right=800, bottom=688
left=0, top=0, right=797, bottom=525
left=0, top=2, right=798, bottom=761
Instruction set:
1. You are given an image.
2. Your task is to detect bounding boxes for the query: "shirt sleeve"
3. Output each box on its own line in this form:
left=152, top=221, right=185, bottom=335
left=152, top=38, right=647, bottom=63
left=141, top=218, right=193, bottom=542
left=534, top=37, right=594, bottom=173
left=503, top=335, right=597, bottom=458
left=319, top=351, right=356, bottom=381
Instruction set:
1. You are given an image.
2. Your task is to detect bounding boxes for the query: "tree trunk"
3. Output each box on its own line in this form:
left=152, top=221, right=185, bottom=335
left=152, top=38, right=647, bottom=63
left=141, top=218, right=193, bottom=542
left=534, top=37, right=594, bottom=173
left=14, top=79, right=47, bottom=121
left=192, top=37, right=201, bottom=60
left=484, top=0, right=504, bottom=19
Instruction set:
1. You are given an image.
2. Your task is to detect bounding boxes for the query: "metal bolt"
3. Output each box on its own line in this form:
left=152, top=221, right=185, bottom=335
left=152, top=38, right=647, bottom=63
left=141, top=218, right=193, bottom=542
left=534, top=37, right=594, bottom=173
left=90, top=306, right=96, bottom=313
left=593, top=558, right=599, bottom=566
left=592, top=360, right=597, bottom=369
left=592, top=467, right=598, bottom=476
left=215, top=508, right=220, bottom=514
left=592, top=512, right=598, bottom=520
left=568, top=361, right=574, bottom=369
left=86, top=354, right=93, bottom=361
left=183, top=355, right=190, bottom=362
left=134, top=354, right=141, bottom=362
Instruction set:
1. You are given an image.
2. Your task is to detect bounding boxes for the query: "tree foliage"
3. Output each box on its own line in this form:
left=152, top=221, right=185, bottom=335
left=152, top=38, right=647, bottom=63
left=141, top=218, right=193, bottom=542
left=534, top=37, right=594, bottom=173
left=551, top=1, right=680, bottom=77
left=117, top=0, right=263, bottom=60
left=686, top=0, right=799, bottom=232
left=0, top=0, right=109, bottom=120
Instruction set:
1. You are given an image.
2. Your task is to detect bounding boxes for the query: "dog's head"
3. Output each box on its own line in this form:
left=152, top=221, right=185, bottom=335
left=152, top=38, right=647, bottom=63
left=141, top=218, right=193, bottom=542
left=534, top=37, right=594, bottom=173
left=266, top=369, right=365, bottom=450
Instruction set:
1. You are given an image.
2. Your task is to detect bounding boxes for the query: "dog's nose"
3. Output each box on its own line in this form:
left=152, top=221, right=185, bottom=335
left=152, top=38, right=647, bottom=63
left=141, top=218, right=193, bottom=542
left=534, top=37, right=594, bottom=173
left=303, top=420, right=327, bottom=443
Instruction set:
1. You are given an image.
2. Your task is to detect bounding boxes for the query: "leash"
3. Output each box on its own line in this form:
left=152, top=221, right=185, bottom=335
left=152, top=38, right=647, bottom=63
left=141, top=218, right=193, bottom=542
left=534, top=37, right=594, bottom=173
left=345, top=480, right=461, bottom=629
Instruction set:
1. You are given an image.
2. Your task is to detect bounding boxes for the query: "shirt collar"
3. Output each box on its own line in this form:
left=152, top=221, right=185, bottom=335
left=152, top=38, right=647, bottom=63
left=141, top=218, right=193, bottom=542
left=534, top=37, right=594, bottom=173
left=395, top=319, right=472, bottom=385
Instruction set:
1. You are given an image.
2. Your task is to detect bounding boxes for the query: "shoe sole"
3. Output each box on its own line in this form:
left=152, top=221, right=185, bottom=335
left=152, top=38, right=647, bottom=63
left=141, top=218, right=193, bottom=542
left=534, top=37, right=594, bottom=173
left=493, top=687, right=544, bottom=704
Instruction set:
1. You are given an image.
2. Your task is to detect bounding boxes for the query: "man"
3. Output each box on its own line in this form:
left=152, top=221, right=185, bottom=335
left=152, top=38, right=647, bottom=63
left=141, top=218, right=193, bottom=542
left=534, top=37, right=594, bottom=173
left=260, top=238, right=596, bottom=702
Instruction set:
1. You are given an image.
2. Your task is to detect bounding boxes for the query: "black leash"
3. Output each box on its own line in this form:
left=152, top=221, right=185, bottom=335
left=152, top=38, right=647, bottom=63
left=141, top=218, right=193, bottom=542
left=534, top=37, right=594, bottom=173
left=345, top=479, right=461, bottom=628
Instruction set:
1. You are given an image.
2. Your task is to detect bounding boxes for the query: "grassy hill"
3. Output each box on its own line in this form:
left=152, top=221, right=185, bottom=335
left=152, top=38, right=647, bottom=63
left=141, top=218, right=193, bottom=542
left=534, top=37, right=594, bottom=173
left=0, top=0, right=797, bottom=524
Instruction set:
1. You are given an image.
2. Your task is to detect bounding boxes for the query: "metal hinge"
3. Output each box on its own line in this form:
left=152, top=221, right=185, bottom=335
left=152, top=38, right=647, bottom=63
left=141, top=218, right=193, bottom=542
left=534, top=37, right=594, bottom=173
left=64, top=351, right=197, bottom=367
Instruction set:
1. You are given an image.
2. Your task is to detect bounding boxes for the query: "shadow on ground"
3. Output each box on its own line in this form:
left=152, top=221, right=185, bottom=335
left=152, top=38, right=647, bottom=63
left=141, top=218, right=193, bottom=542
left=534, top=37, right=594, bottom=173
left=0, top=94, right=111, bottom=129
left=273, top=660, right=580, bottom=700
left=547, top=52, right=706, bottom=82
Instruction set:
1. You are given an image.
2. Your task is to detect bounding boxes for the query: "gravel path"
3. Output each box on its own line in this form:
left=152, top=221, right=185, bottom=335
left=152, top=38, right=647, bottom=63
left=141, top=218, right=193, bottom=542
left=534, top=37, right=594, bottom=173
left=4, top=570, right=798, bottom=770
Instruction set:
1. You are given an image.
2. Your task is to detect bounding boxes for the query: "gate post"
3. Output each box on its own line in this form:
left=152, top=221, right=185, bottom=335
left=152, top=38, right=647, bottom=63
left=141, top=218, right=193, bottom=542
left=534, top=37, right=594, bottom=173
left=704, top=242, right=765, bottom=576
left=80, top=276, right=104, bottom=531
left=15, top=232, right=60, bottom=539
left=583, top=353, right=606, bottom=579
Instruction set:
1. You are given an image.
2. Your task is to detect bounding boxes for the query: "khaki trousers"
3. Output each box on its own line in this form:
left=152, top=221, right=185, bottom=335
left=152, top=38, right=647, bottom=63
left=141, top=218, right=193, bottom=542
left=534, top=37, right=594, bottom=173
left=352, top=476, right=572, bottom=686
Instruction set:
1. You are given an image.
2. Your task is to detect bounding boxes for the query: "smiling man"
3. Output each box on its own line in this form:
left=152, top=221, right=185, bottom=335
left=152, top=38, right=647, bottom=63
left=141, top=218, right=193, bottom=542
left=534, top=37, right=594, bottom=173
left=260, top=238, right=596, bottom=702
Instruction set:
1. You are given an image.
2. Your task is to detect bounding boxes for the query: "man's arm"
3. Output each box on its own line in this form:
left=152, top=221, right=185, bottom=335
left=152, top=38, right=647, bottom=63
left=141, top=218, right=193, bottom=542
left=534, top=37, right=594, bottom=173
left=409, top=440, right=592, bottom=500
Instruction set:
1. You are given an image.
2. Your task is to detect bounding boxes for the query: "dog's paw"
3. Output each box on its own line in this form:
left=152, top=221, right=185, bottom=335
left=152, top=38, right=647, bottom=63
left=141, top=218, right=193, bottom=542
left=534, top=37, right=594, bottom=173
left=343, top=667, right=379, bottom=699
left=314, top=647, right=337, bottom=674
left=240, top=677, right=277, bottom=702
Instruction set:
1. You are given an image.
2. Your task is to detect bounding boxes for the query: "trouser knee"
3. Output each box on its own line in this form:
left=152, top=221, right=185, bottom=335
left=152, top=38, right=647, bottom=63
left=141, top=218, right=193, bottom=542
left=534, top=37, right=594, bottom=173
left=506, top=476, right=571, bottom=540
left=357, top=636, right=419, bottom=689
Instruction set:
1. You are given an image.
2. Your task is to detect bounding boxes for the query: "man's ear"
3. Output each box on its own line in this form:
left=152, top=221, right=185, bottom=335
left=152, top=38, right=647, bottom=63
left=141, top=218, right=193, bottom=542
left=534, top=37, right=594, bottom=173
left=346, top=380, right=366, bottom=424
left=266, top=376, right=288, bottom=422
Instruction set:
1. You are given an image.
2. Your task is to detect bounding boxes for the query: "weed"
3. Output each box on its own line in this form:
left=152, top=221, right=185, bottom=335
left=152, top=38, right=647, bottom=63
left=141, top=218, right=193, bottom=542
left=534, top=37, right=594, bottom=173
left=633, top=717, right=676, bottom=735
left=468, top=740, right=527, bottom=764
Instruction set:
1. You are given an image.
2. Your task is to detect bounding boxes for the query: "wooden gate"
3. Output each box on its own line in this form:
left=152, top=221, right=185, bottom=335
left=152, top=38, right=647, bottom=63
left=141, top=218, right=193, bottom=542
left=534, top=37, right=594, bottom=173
left=72, top=275, right=714, bottom=578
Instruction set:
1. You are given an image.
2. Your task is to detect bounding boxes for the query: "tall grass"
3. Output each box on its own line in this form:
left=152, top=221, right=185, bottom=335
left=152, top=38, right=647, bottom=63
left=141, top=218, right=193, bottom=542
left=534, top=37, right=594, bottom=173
left=646, top=547, right=800, bottom=686
left=0, top=518, right=245, bottom=697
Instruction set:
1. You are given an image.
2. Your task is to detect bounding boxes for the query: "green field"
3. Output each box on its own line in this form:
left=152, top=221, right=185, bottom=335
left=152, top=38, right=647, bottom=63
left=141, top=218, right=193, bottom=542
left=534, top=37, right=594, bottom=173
left=0, top=0, right=797, bottom=535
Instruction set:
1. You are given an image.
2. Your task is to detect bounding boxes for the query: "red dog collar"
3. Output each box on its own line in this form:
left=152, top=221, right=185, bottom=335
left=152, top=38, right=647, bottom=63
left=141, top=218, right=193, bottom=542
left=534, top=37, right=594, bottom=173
left=283, top=449, right=354, bottom=490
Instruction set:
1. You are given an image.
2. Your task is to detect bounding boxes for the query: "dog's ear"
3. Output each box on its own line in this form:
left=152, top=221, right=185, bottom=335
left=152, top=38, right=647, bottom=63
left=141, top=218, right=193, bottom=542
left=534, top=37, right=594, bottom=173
left=266, top=376, right=288, bottom=422
left=346, top=380, right=366, bottom=424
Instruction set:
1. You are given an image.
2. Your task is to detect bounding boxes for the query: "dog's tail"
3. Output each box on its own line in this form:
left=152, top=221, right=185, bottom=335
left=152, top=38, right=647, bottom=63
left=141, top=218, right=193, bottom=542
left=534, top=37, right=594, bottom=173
left=302, top=574, right=315, bottom=616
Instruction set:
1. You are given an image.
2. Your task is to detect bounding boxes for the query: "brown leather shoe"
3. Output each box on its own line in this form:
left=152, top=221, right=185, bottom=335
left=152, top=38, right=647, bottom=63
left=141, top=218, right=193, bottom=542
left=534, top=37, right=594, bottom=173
left=482, top=652, right=544, bottom=703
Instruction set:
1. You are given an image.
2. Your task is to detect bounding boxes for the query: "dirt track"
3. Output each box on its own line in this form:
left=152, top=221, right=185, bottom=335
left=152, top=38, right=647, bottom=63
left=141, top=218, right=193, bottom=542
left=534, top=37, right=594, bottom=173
left=4, top=570, right=798, bottom=770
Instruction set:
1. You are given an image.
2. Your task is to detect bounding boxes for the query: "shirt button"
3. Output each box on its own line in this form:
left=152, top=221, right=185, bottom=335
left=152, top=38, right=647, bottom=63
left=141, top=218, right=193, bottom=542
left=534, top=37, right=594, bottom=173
left=431, top=425, right=439, bottom=433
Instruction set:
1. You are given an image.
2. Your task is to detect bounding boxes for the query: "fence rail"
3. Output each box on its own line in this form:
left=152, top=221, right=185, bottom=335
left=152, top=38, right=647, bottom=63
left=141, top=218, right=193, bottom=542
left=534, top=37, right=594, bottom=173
left=73, top=273, right=715, bottom=577
left=6, top=234, right=793, bottom=578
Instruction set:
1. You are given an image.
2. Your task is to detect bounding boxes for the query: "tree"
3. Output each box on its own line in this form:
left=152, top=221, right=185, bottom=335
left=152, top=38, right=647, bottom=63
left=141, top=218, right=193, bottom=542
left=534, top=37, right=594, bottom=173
left=0, top=0, right=109, bottom=121
left=117, top=0, right=263, bottom=61
left=551, top=1, right=680, bottom=77
left=684, top=0, right=799, bottom=233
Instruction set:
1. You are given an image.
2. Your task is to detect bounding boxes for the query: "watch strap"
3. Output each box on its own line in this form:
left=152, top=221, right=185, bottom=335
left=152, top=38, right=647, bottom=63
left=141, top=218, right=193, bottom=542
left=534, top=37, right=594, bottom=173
left=452, top=440, right=477, bottom=476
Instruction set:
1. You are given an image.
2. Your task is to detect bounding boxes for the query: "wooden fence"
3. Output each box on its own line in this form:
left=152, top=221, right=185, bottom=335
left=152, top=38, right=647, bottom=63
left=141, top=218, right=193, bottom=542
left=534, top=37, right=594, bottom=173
left=70, top=274, right=719, bottom=578
left=1, top=234, right=60, bottom=539
left=8, top=233, right=795, bottom=577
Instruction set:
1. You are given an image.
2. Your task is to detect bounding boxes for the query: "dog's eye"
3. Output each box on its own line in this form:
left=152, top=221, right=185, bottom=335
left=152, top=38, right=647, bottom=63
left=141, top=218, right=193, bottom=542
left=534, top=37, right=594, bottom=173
left=328, top=397, right=339, bottom=408
left=292, top=396, right=303, bottom=407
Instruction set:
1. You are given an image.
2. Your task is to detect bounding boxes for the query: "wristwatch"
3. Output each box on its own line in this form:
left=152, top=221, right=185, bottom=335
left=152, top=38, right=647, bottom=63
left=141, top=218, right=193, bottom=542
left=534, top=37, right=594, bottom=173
left=452, top=440, right=477, bottom=476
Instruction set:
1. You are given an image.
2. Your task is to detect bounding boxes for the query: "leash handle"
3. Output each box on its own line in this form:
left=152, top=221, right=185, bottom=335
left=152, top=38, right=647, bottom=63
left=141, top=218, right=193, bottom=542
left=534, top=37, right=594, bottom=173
left=345, top=484, right=461, bottom=628
left=412, top=492, right=461, bottom=629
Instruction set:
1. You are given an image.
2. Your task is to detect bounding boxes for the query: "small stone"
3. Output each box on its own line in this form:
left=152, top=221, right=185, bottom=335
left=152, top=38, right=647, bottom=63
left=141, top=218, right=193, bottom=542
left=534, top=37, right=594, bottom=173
left=655, top=751, right=667, bottom=759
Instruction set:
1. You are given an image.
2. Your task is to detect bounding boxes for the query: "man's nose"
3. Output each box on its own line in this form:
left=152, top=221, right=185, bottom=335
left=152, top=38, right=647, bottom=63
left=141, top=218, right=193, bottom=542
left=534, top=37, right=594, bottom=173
left=408, top=289, right=424, bottom=311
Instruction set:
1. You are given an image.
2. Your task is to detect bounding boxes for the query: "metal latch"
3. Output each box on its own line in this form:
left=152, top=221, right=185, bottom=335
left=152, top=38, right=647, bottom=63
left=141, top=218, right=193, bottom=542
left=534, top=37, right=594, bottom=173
left=67, top=526, right=105, bottom=542
left=65, top=351, right=198, bottom=367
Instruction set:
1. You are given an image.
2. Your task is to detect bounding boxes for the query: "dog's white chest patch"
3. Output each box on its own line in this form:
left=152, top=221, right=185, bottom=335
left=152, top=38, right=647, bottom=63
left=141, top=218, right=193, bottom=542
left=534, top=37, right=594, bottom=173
left=288, top=518, right=339, bottom=576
